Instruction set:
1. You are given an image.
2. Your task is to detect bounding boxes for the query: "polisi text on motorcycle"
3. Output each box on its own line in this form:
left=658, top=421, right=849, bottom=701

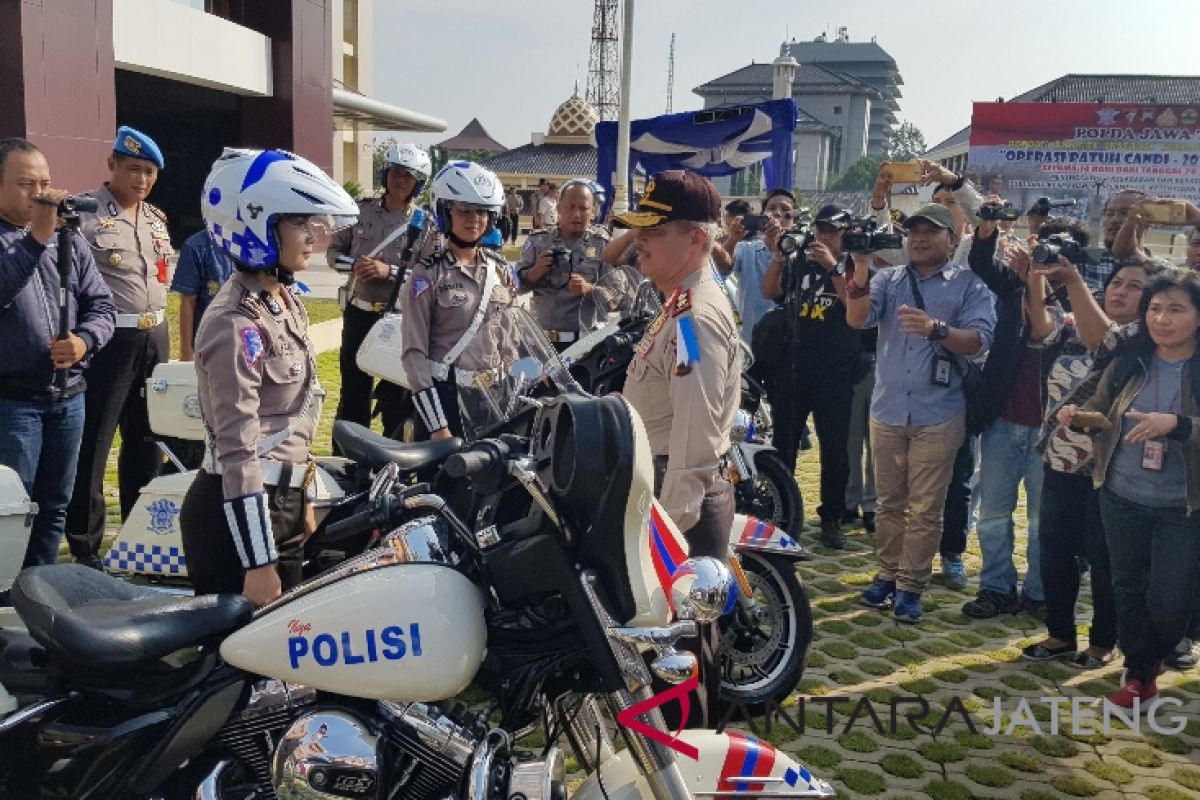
left=287, top=622, right=423, bottom=668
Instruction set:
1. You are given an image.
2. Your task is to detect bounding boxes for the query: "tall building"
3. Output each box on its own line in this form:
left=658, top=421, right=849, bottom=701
left=1, top=0, right=444, bottom=236
left=693, top=31, right=903, bottom=191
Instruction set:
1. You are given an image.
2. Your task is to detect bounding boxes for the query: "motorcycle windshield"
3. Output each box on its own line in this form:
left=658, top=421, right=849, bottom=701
left=457, top=306, right=584, bottom=439
left=577, top=265, right=661, bottom=333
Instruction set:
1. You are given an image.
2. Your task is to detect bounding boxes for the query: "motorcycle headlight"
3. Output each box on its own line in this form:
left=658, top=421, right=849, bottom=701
left=731, top=409, right=755, bottom=443
left=671, top=557, right=733, bottom=624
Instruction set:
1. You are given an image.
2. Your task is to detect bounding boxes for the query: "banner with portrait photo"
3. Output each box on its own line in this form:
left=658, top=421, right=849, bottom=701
left=968, top=102, right=1200, bottom=235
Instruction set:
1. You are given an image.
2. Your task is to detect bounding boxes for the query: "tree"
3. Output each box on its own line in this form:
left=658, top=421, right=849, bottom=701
left=827, top=156, right=881, bottom=191
left=881, top=122, right=927, bottom=163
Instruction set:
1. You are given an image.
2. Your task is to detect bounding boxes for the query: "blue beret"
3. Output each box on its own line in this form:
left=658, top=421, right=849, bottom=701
left=113, top=125, right=164, bottom=169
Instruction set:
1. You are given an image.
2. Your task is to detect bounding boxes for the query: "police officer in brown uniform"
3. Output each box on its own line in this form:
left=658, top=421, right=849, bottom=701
left=180, top=148, right=358, bottom=606
left=328, top=143, right=432, bottom=439
left=515, top=179, right=612, bottom=351
left=65, top=126, right=174, bottom=568
left=401, top=162, right=513, bottom=440
left=616, top=170, right=741, bottom=727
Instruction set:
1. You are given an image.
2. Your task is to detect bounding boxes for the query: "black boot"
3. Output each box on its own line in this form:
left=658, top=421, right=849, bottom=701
left=819, top=518, right=846, bottom=550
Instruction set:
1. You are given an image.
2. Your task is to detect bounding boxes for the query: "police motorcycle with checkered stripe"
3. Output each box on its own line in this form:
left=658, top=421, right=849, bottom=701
left=0, top=305, right=834, bottom=800
left=562, top=267, right=812, bottom=713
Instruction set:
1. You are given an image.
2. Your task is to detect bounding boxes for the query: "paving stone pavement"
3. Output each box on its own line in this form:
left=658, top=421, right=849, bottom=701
left=101, top=360, right=1200, bottom=798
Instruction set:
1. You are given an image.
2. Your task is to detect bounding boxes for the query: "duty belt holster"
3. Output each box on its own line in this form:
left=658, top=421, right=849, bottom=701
left=274, top=462, right=294, bottom=507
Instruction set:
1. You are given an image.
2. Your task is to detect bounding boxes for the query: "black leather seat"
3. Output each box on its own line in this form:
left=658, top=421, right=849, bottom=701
left=332, top=420, right=463, bottom=471
left=12, top=565, right=253, bottom=670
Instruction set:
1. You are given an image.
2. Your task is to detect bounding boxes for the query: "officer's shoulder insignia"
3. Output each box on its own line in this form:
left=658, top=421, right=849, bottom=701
left=239, top=326, right=265, bottom=367
left=145, top=202, right=168, bottom=223
left=634, top=336, right=654, bottom=359
left=674, top=317, right=700, bottom=377
left=589, top=225, right=612, bottom=242
left=671, top=289, right=692, bottom=318
left=647, top=312, right=667, bottom=337
left=235, top=290, right=262, bottom=320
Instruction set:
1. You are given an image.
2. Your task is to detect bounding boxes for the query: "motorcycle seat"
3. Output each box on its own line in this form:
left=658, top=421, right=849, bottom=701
left=332, top=420, right=464, bottom=471
left=12, top=565, right=253, bottom=670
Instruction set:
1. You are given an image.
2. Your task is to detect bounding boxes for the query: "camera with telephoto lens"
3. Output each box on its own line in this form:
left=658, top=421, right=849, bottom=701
left=1027, top=197, right=1077, bottom=217
left=978, top=201, right=1020, bottom=222
left=35, top=193, right=99, bottom=216
left=1032, top=232, right=1091, bottom=265
left=842, top=217, right=904, bottom=253
left=776, top=210, right=814, bottom=257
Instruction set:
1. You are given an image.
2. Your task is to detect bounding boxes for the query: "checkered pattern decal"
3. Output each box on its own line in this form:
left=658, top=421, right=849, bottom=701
left=103, top=541, right=189, bottom=576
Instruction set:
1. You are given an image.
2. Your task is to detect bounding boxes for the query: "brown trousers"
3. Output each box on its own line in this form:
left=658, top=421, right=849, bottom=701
left=870, top=414, right=965, bottom=593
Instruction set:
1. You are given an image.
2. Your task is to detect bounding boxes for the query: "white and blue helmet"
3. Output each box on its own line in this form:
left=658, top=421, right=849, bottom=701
left=430, top=161, right=505, bottom=234
left=381, top=142, right=432, bottom=196
left=202, top=148, right=357, bottom=269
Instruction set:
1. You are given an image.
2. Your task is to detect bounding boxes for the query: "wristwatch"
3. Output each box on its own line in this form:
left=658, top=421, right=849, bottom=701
left=926, top=319, right=949, bottom=341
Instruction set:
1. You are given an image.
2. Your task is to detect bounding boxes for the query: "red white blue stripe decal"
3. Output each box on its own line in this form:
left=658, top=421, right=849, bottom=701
left=717, top=731, right=777, bottom=793
left=649, top=504, right=689, bottom=610
left=739, top=516, right=776, bottom=545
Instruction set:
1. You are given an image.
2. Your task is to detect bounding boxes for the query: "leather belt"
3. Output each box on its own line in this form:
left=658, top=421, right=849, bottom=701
left=350, top=297, right=390, bottom=314
left=429, top=361, right=500, bottom=388
left=206, top=458, right=314, bottom=489
left=544, top=329, right=579, bottom=344
left=115, top=310, right=165, bottom=330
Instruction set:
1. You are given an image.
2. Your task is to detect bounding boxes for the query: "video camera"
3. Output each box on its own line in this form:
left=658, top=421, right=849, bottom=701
left=34, top=193, right=99, bottom=217
left=741, top=214, right=769, bottom=237
left=775, top=209, right=814, bottom=258
left=1032, top=232, right=1093, bottom=265
left=978, top=201, right=1021, bottom=222
left=842, top=216, right=904, bottom=254
left=1027, top=197, right=1077, bottom=217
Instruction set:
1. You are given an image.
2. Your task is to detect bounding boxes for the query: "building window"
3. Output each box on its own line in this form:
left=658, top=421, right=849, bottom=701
left=833, top=105, right=843, bottom=115
left=829, top=128, right=843, bottom=176
left=731, top=163, right=763, bottom=196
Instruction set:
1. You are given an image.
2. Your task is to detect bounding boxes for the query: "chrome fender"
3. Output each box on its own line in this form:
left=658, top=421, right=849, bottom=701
left=571, top=730, right=835, bottom=800
left=729, top=513, right=806, bottom=560
left=728, top=441, right=773, bottom=483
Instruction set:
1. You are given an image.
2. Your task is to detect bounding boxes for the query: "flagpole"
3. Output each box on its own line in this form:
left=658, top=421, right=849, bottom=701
left=612, top=0, right=635, bottom=214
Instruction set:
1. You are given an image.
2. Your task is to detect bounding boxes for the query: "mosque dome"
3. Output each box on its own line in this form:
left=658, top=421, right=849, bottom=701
left=546, top=94, right=599, bottom=140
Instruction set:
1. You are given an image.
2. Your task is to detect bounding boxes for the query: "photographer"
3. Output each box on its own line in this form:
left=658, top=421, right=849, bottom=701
left=839, top=204, right=995, bottom=624
left=757, top=203, right=865, bottom=549
left=870, top=160, right=983, bottom=267
left=727, top=190, right=795, bottom=346
left=957, top=206, right=1064, bottom=619
left=1113, top=198, right=1200, bottom=270
left=1084, top=189, right=1152, bottom=295
left=0, top=138, right=116, bottom=569
left=515, top=179, right=612, bottom=351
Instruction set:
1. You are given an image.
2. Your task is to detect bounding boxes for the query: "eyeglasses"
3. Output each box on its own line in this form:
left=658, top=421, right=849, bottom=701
left=449, top=203, right=492, bottom=217
left=278, top=216, right=332, bottom=238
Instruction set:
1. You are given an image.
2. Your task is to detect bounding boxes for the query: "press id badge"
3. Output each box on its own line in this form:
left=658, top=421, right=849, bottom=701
left=931, top=353, right=952, bottom=387
left=1142, top=440, right=1165, bottom=471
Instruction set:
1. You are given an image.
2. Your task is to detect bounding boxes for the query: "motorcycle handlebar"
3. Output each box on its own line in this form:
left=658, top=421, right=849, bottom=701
left=444, top=439, right=510, bottom=479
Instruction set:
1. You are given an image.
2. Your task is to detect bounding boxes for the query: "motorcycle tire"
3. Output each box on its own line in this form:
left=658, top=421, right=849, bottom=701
left=718, top=552, right=812, bottom=716
left=735, top=451, right=803, bottom=536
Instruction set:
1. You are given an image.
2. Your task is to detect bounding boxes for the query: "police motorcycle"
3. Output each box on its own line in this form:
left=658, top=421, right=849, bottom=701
left=560, top=270, right=811, bottom=713
left=0, top=306, right=835, bottom=800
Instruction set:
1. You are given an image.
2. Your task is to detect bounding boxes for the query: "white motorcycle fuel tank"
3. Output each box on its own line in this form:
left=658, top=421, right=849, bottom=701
left=221, top=562, right=486, bottom=701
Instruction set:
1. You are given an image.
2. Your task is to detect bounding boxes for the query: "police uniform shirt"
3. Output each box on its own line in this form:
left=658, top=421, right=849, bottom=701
left=79, top=184, right=173, bottom=315
left=790, top=258, right=863, bottom=376
left=624, top=267, right=741, bottom=532
left=171, top=228, right=235, bottom=335
left=194, top=270, right=316, bottom=500
left=399, top=248, right=515, bottom=393
left=326, top=198, right=414, bottom=306
left=515, top=224, right=612, bottom=331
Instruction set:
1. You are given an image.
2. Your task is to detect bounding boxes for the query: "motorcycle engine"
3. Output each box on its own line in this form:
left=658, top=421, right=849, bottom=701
left=270, top=699, right=566, bottom=800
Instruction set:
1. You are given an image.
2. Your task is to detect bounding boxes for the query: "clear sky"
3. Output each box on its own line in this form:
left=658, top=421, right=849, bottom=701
left=374, top=0, right=1200, bottom=154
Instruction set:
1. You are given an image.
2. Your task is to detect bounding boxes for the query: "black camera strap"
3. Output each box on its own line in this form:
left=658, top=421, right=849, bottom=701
left=905, top=267, right=966, bottom=378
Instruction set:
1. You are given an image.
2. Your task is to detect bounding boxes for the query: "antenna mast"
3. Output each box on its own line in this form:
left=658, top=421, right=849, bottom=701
left=665, top=32, right=675, bottom=113
left=587, top=0, right=620, bottom=120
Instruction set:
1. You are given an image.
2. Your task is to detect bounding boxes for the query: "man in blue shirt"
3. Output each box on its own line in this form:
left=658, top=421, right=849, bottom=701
left=724, top=190, right=794, bottom=344
left=839, top=204, right=996, bottom=624
left=171, top=228, right=234, bottom=361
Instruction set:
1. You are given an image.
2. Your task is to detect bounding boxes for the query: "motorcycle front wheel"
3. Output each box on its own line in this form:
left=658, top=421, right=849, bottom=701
left=735, top=451, right=803, bottom=536
left=718, top=552, right=812, bottom=716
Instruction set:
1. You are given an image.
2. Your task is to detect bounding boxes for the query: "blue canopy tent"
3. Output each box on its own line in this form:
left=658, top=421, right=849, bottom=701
left=595, top=98, right=798, bottom=215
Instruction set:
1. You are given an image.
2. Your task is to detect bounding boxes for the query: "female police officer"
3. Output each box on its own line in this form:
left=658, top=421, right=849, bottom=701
left=401, top=161, right=513, bottom=440
left=181, top=148, right=357, bottom=606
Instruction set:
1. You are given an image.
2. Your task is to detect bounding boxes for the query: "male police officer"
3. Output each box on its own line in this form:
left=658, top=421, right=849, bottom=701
left=65, top=125, right=173, bottom=568
left=616, top=170, right=741, bottom=727
left=0, top=138, right=115, bottom=569
left=515, top=179, right=612, bottom=350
